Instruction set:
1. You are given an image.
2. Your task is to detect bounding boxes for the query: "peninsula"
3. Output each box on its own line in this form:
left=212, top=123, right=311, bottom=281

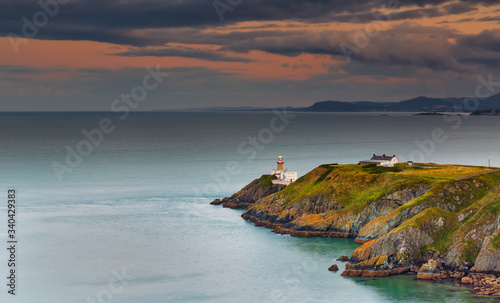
left=212, top=161, right=500, bottom=296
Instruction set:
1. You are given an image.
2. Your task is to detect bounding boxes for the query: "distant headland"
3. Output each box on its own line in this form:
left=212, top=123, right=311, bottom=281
left=212, top=156, right=500, bottom=296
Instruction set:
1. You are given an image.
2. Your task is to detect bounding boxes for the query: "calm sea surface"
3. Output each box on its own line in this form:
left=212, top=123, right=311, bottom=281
left=1, top=111, right=500, bottom=303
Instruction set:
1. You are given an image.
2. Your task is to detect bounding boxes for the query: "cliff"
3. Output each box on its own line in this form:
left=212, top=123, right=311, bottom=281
left=238, top=163, right=500, bottom=282
left=211, top=174, right=286, bottom=208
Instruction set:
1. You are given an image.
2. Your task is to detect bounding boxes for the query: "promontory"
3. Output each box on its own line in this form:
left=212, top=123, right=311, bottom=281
left=212, top=163, right=500, bottom=296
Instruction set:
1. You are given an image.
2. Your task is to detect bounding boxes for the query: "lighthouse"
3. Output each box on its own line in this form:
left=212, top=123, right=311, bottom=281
left=277, top=155, right=284, bottom=171
left=271, top=155, right=298, bottom=185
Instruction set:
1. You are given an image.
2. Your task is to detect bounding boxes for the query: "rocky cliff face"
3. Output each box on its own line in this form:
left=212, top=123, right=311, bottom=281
left=211, top=175, right=286, bottom=209
left=341, top=179, right=500, bottom=279
left=356, top=180, right=480, bottom=244
left=237, top=164, right=500, bottom=280
left=342, top=225, right=434, bottom=277
left=243, top=186, right=429, bottom=237
left=355, top=184, right=430, bottom=243
left=473, top=235, right=500, bottom=273
left=343, top=207, right=453, bottom=276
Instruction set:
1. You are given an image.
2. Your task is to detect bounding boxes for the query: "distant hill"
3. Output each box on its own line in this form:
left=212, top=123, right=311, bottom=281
left=294, top=93, right=500, bottom=112
left=293, top=97, right=462, bottom=112
left=478, top=93, right=500, bottom=110
left=387, top=96, right=459, bottom=111
left=170, top=93, right=500, bottom=113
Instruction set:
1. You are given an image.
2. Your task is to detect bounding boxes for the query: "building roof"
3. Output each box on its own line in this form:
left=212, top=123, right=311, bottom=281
left=370, top=154, right=396, bottom=161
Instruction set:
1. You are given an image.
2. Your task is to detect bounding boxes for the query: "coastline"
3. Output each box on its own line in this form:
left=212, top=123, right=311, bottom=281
left=212, top=162, right=500, bottom=296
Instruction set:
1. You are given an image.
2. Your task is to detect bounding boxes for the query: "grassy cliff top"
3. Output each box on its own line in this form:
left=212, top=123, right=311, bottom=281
left=314, top=163, right=491, bottom=179
left=277, top=163, right=499, bottom=210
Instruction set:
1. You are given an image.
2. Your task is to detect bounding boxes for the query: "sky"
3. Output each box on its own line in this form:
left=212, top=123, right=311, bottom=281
left=1, top=0, right=500, bottom=111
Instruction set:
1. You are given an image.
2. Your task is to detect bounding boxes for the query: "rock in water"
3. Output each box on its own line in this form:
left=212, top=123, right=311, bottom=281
left=210, top=199, right=223, bottom=205
left=337, top=256, right=349, bottom=262
left=328, top=264, right=339, bottom=271
left=417, top=259, right=447, bottom=280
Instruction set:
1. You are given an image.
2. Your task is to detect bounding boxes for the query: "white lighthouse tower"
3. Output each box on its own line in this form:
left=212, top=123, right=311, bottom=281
left=271, top=155, right=298, bottom=185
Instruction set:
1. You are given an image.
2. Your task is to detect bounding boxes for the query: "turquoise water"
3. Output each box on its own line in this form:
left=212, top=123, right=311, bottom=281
left=1, top=111, right=500, bottom=302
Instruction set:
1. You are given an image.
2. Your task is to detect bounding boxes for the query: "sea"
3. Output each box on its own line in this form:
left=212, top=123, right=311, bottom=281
left=1, top=111, right=500, bottom=303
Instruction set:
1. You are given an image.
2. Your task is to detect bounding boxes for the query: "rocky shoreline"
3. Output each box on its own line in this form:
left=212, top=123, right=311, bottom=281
left=341, top=255, right=500, bottom=295
left=462, top=273, right=500, bottom=295
left=241, top=212, right=357, bottom=238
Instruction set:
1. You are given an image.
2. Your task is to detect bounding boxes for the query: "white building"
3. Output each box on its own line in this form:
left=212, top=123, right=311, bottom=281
left=359, top=154, right=399, bottom=167
left=271, top=155, right=298, bottom=185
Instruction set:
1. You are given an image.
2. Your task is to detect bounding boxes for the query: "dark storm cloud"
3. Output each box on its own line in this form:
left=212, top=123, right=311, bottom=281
left=462, top=0, right=500, bottom=6
left=442, top=2, right=478, bottom=14
left=437, top=17, right=475, bottom=24
left=457, top=29, right=500, bottom=52
left=26, top=25, right=156, bottom=46
left=325, top=7, right=444, bottom=23
left=224, top=23, right=466, bottom=71
left=110, top=47, right=254, bottom=62
left=0, top=0, right=496, bottom=46
left=220, top=21, right=500, bottom=73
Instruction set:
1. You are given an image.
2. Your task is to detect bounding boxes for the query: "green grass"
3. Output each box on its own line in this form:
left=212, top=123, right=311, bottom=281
left=362, top=163, right=403, bottom=174
left=314, top=167, right=335, bottom=184
left=319, top=163, right=338, bottom=168
left=491, top=232, right=500, bottom=249
left=461, top=239, right=482, bottom=263
left=259, top=174, right=276, bottom=188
